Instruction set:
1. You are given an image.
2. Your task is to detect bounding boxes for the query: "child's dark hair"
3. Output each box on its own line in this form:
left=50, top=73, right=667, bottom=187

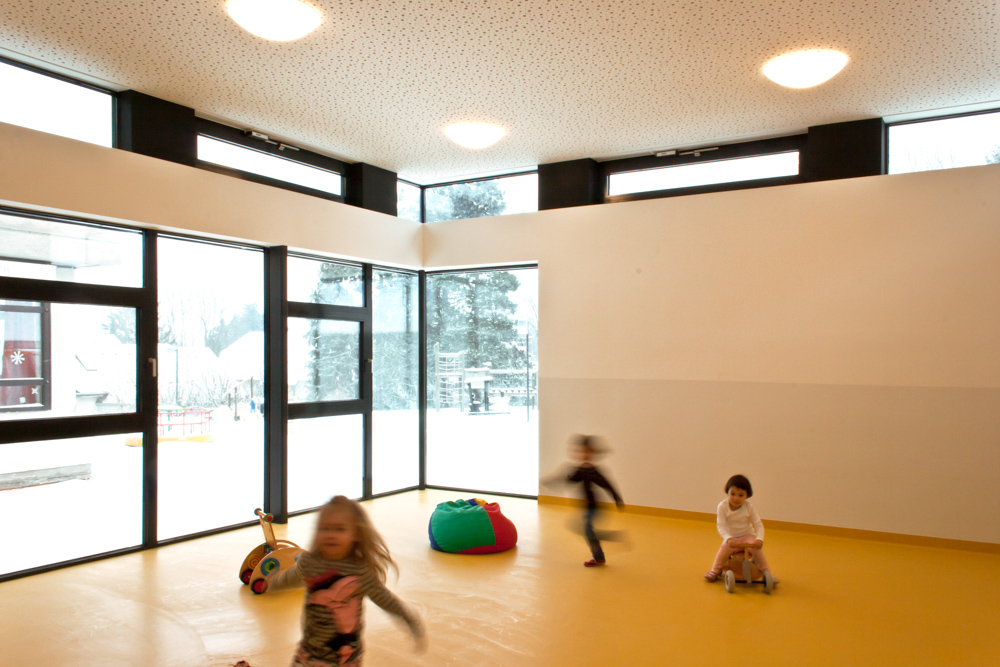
left=571, top=433, right=605, bottom=454
left=725, top=474, right=753, bottom=498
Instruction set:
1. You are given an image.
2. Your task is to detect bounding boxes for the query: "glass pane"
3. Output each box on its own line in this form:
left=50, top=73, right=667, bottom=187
left=1, top=303, right=136, bottom=420
left=426, top=269, right=538, bottom=495
left=0, top=433, right=142, bottom=575
left=0, top=211, right=144, bottom=287
left=198, top=136, right=342, bottom=196
left=288, top=414, right=363, bottom=512
left=288, top=318, right=360, bottom=403
left=0, top=60, right=113, bottom=147
left=287, top=257, right=364, bottom=306
left=397, top=181, right=421, bottom=222
left=424, top=173, right=538, bottom=223
left=889, top=112, right=1000, bottom=174
left=609, top=152, right=799, bottom=196
left=372, top=270, right=419, bottom=494
left=157, top=238, right=264, bottom=540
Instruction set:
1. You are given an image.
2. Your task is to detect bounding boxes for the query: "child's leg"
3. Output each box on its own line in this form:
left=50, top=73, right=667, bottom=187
left=747, top=546, right=771, bottom=573
left=709, top=534, right=756, bottom=574
left=584, top=506, right=605, bottom=562
left=725, top=533, right=772, bottom=573
left=708, top=541, right=737, bottom=575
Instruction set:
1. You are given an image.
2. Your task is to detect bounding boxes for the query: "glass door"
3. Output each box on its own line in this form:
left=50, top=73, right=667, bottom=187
left=425, top=267, right=538, bottom=495
left=156, top=237, right=265, bottom=540
left=372, top=269, right=419, bottom=495
left=0, top=209, right=151, bottom=576
left=285, top=256, right=369, bottom=511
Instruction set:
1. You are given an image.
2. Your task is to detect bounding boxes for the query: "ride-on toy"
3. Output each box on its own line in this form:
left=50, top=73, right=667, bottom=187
left=238, top=508, right=304, bottom=594
left=721, top=547, right=774, bottom=594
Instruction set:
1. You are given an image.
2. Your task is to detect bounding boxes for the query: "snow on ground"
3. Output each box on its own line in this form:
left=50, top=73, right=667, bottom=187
left=1, top=407, right=537, bottom=574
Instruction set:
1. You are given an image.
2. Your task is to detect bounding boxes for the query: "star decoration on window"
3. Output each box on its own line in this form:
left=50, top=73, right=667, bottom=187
left=31, top=386, right=40, bottom=395
left=11, top=351, right=25, bottom=365
left=19, top=396, right=27, bottom=403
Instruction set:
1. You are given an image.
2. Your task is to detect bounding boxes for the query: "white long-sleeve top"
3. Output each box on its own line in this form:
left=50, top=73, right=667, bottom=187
left=716, top=499, right=765, bottom=542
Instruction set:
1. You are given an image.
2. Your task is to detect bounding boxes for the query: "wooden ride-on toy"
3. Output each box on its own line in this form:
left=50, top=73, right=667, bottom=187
left=239, top=508, right=305, bottom=594
left=722, top=548, right=774, bottom=594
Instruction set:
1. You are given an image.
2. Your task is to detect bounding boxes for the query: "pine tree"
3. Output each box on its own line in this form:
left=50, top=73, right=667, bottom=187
left=425, top=180, right=508, bottom=222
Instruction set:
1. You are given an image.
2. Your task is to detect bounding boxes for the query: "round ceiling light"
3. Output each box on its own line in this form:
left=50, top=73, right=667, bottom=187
left=226, top=0, right=323, bottom=42
left=762, top=49, right=849, bottom=88
left=444, top=122, right=506, bottom=149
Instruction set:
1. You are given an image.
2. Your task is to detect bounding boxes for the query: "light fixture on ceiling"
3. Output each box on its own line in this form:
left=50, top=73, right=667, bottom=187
left=226, top=0, right=322, bottom=42
left=444, top=122, right=506, bottom=149
left=762, top=49, right=849, bottom=88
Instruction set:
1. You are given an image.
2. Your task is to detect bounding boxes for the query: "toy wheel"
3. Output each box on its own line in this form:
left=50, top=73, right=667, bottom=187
left=251, top=578, right=268, bottom=594
left=763, top=571, right=774, bottom=594
left=741, top=559, right=752, bottom=583
left=723, top=570, right=735, bottom=593
left=240, top=569, right=253, bottom=585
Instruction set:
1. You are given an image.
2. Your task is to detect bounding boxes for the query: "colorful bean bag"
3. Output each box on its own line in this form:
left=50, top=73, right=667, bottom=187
left=428, top=498, right=518, bottom=554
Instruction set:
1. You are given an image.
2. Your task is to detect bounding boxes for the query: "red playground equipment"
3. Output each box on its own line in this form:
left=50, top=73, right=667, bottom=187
left=238, top=508, right=304, bottom=594
left=721, top=547, right=775, bottom=594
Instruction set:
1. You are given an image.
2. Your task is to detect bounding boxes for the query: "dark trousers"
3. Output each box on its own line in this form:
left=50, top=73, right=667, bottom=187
left=584, top=506, right=605, bottom=562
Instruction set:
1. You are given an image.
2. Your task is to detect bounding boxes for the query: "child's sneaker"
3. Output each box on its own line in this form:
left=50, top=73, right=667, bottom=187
left=703, top=571, right=718, bottom=582
left=584, top=559, right=606, bottom=567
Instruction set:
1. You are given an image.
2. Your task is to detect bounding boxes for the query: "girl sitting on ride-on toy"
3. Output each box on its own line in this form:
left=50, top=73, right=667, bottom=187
left=704, top=474, right=776, bottom=585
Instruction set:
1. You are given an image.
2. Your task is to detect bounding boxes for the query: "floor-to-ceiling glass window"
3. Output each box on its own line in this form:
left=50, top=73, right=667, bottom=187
left=286, top=257, right=367, bottom=510
left=0, top=210, right=146, bottom=575
left=156, top=237, right=264, bottom=539
left=372, top=269, right=419, bottom=495
left=425, top=267, right=538, bottom=495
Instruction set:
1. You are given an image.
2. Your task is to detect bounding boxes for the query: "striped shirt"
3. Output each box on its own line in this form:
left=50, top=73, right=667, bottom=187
left=273, top=551, right=422, bottom=666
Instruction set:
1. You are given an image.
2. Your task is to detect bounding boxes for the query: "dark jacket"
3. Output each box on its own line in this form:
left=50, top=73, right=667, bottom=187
left=567, top=465, right=623, bottom=509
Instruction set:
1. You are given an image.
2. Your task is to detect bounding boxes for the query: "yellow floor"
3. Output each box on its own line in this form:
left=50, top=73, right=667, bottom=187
left=2, top=489, right=998, bottom=666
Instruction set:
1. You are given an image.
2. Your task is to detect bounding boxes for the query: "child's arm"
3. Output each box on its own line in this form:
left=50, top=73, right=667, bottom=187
left=540, top=464, right=572, bottom=488
left=362, top=573, right=425, bottom=647
left=748, top=503, right=765, bottom=547
left=717, top=503, right=734, bottom=544
left=593, top=470, right=624, bottom=508
left=267, top=553, right=306, bottom=590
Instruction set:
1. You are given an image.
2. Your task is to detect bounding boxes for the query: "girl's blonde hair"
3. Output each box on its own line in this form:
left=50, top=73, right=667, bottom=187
left=313, top=495, right=397, bottom=584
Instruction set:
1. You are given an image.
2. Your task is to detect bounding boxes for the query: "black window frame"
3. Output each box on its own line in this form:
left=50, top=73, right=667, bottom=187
left=602, top=134, right=806, bottom=204
left=0, top=206, right=157, bottom=582
left=885, top=106, right=1000, bottom=174
left=196, top=118, right=347, bottom=203
left=0, top=300, right=51, bottom=414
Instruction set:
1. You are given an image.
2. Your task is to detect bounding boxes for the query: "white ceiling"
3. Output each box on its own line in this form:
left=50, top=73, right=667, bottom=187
left=2, top=1, right=999, bottom=184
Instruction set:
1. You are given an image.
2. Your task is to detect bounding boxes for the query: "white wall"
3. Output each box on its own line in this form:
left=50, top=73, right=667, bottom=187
left=424, top=166, right=1000, bottom=544
left=0, top=121, right=422, bottom=267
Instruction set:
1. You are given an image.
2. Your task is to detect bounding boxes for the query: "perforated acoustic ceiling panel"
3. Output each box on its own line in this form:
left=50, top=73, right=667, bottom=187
left=2, top=1, right=999, bottom=183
